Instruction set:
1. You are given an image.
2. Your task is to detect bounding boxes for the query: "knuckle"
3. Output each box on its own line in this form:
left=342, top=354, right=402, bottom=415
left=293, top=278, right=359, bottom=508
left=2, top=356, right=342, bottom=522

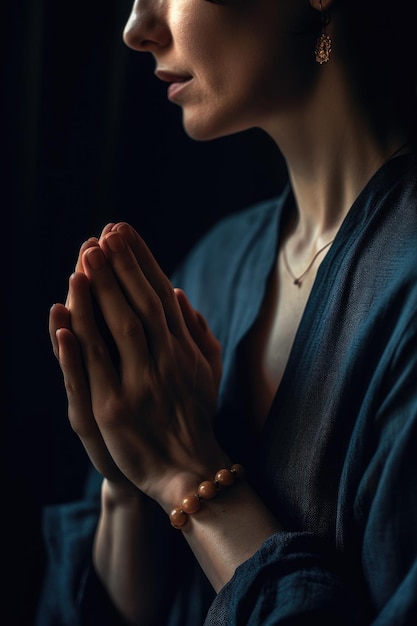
left=85, top=341, right=109, bottom=365
left=97, top=397, right=124, bottom=428
left=118, top=316, right=143, bottom=340
left=159, top=279, right=175, bottom=303
left=142, top=292, right=163, bottom=318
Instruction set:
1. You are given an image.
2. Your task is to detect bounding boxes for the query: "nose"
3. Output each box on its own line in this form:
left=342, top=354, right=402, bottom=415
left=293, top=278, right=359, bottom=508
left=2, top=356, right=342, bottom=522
left=123, top=0, right=171, bottom=52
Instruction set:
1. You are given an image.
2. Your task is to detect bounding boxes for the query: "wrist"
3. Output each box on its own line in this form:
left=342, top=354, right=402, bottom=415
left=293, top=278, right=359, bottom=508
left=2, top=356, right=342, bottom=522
left=166, top=463, right=246, bottom=528
left=101, top=478, right=145, bottom=510
left=155, top=456, right=230, bottom=513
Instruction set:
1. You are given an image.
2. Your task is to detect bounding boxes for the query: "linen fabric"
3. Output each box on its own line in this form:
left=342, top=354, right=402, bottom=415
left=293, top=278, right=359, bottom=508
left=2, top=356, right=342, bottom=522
left=36, top=154, right=417, bottom=625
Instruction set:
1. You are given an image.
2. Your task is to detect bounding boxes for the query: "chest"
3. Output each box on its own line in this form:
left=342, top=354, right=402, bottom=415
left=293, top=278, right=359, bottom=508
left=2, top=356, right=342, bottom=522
left=239, top=254, right=314, bottom=434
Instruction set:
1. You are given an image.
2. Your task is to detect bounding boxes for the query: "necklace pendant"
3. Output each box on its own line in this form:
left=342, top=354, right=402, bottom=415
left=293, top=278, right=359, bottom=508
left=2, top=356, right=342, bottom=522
left=283, top=238, right=335, bottom=288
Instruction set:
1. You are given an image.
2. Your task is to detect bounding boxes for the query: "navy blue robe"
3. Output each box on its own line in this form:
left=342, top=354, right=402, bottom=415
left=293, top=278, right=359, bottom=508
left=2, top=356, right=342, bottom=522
left=36, top=154, right=417, bottom=625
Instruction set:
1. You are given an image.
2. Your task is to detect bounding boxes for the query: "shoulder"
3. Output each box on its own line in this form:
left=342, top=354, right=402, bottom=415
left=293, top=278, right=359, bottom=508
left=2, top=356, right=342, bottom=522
left=172, top=191, right=286, bottom=284
left=192, top=193, right=284, bottom=257
left=170, top=190, right=288, bottom=336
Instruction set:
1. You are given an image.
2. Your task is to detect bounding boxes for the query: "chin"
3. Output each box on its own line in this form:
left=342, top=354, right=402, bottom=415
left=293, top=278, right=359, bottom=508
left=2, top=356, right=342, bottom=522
left=182, top=109, right=252, bottom=142
left=182, top=119, right=227, bottom=142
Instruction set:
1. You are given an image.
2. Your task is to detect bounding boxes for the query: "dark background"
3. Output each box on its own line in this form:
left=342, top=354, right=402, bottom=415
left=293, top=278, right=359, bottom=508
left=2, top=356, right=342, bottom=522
left=4, top=1, right=286, bottom=623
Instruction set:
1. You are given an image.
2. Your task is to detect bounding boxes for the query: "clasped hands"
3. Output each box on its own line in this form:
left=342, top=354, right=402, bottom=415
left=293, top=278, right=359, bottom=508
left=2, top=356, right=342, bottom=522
left=49, top=222, right=228, bottom=512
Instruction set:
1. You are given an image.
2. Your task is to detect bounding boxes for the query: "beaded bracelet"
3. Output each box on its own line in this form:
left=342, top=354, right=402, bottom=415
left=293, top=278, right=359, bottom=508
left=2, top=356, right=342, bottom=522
left=169, top=464, right=245, bottom=529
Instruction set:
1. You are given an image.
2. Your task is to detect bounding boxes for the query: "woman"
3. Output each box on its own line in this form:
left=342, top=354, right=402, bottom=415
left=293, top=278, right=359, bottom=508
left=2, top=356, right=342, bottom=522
left=37, top=0, right=417, bottom=624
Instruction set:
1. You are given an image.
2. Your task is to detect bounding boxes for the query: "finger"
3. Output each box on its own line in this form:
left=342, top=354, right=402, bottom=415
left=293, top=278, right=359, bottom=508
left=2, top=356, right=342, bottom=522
left=91, top=234, right=175, bottom=358
left=110, top=222, right=186, bottom=337
left=56, top=326, right=127, bottom=484
left=56, top=325, right=98, bottom=437
left=66, top=227, right=117, bottom=306
left=98, top=222, right=116, bottom=243
left=73, top=222, right=115, bottom=275
left=74, top=238, right=100, bottom=274
left=175, top=288, right=222, bottom=387
left=68, top=270, right=121, bottom=398
left=80, top=246, right=153, bottom=377
left=49, top=303, right=71, bottom=359
left=66, top=238, right=100, bottom=307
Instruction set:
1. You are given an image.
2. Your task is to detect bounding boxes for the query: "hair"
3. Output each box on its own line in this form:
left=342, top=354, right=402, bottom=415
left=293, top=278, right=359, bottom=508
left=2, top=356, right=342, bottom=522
left=337, top=0, right=417, bottom=145
left=202, top=0, right=417, bottom=144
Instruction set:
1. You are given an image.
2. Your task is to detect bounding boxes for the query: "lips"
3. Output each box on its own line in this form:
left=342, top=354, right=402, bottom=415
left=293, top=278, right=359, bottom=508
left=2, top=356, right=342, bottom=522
left=155, top=69, right=193, bottom=84
left=155, top=69, right=193, bottom=101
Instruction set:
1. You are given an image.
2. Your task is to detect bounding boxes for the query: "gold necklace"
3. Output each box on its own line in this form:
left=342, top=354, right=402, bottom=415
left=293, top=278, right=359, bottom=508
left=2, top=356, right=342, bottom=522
left=282, top=239, right=334, bottom=287
left=282, top=140, right=410, bottom=287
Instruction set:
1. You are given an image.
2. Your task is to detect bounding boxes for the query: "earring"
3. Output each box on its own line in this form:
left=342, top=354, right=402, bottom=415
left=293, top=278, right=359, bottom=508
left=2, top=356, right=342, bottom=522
left=315, top=1, right=332, bottom=64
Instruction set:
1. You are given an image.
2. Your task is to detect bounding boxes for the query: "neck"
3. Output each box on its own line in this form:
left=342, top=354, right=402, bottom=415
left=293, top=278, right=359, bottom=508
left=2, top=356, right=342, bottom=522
left=264, top=63, right=409, bottom=247
left=286, top=134, right=407, bottom=246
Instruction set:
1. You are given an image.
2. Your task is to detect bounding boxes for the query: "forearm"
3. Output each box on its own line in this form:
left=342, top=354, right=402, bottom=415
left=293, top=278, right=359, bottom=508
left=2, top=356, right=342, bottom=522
left=93, top=479, right=164, bottom=625
left=168, top=476, right=282, bottom=593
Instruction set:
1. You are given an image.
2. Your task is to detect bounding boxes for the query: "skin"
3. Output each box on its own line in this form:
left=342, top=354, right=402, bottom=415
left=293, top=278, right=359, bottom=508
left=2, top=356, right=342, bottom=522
left=49, top=0, right=410, bottom=622
left=50, top=223, right=281, bottom=623
left=123, top=0, right=317, bottom=141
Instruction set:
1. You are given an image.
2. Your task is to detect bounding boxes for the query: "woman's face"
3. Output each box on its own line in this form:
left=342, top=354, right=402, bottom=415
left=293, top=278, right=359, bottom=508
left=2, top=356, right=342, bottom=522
left=124, top=0, right=316, bottom=140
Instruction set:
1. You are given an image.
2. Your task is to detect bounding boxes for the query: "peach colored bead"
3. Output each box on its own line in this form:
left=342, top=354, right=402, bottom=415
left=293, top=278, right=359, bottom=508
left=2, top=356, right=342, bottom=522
left=181, top=495, right=201, bottom=515
left=169, top=465, right=245, bottom=529
left=169, top=507, right=188, bottom=529
left=197, top=480, right=218, bottom=500
left=215, top=468, right=235, bottom=487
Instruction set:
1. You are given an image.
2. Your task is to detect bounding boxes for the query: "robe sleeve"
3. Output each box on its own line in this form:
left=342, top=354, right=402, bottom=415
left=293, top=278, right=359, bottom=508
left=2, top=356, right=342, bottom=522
left=204, top=316, right=417, bottom=625
left=35, top=469, right=215, bottom=625
left=204, top=532, right=366, bottom=625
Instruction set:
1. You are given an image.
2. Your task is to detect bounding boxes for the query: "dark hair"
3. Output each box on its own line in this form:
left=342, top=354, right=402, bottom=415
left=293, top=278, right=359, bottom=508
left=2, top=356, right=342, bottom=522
left=338, top=0, right=417, bottom=144
left=203, top=0, right=417, bottom=143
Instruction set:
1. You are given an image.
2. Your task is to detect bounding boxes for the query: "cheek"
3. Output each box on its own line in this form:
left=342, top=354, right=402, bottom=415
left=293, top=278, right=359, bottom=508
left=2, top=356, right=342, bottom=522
left=242, top=31, right=317, bottom=107
left=170, top=1, right=229, bottom=59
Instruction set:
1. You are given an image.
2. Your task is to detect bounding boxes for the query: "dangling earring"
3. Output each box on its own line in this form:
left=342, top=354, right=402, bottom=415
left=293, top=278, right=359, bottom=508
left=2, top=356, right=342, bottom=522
left=315, top=0, right=332, bottom=64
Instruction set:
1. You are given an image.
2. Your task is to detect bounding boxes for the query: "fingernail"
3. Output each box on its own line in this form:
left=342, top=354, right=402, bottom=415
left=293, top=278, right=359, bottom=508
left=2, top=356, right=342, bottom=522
left=85, top=247, right=105, bottom=269
left=105, top=232, right=125, bottom=252
left=115, top=223, right=135, bottom=245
